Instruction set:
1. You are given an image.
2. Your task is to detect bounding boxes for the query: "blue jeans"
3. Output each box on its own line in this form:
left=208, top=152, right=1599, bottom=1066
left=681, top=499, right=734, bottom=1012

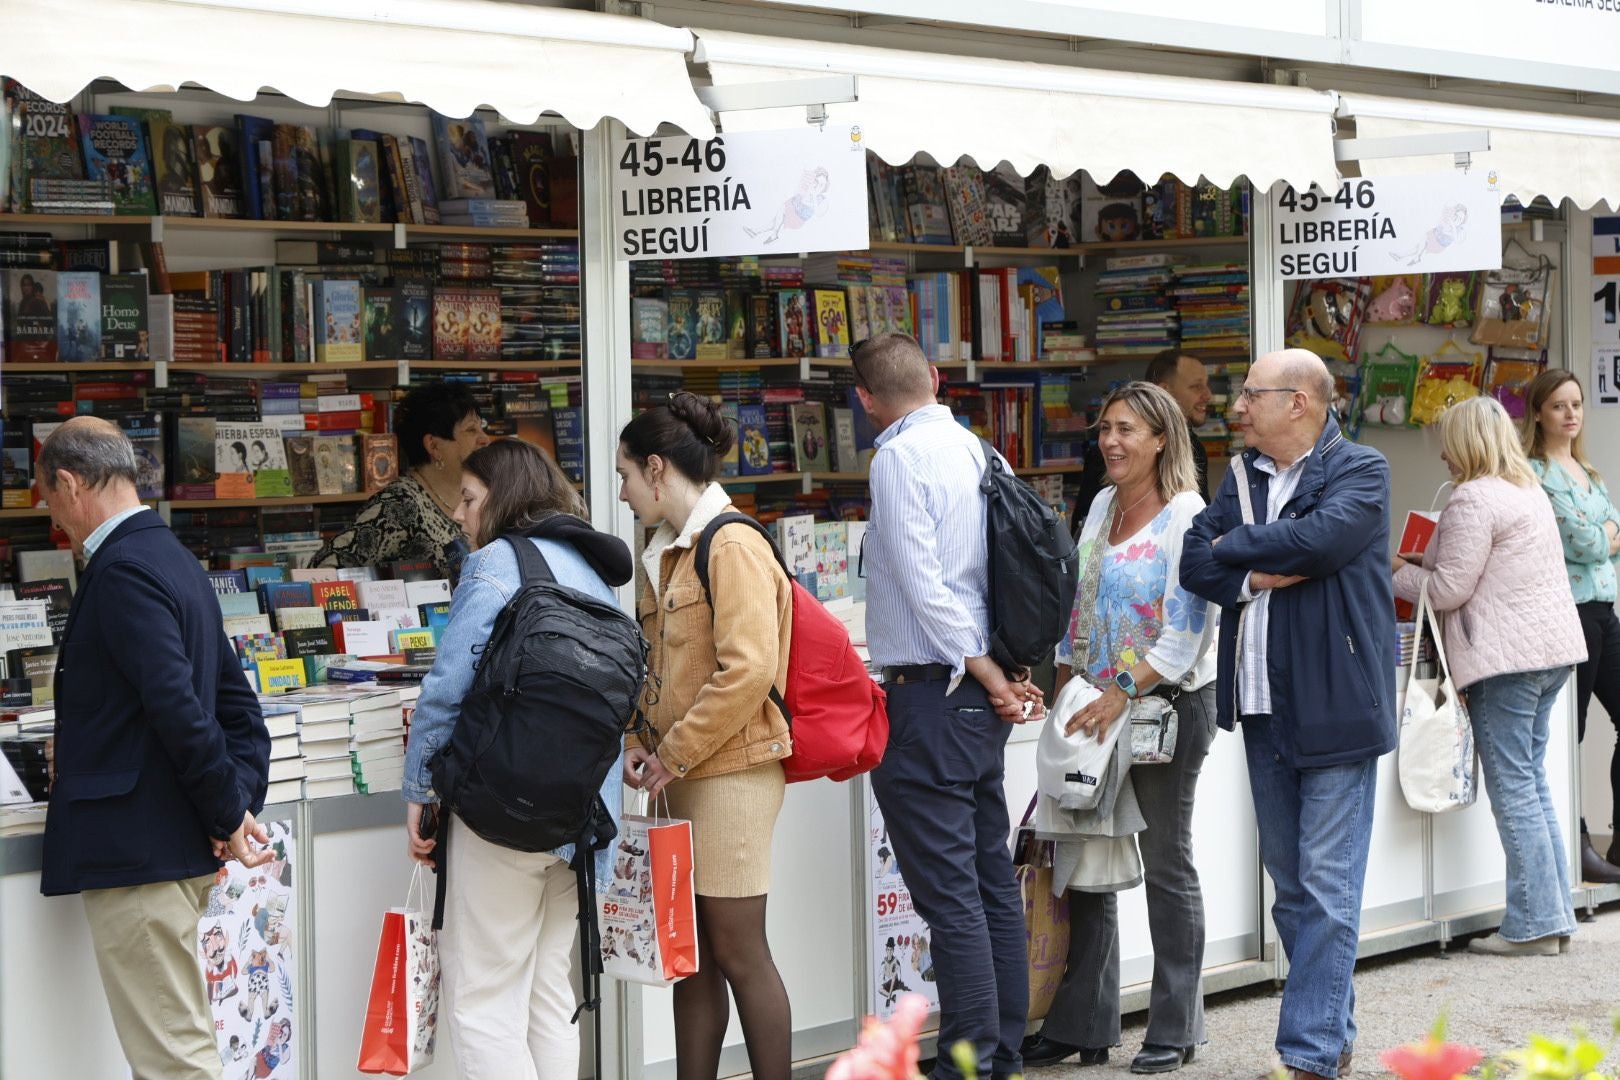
left=872, top=677, right=1027, bottom=1079
left=1242, top=714, right=1377, bottom=1079
left=1467, top=667, right=1578, bottom=942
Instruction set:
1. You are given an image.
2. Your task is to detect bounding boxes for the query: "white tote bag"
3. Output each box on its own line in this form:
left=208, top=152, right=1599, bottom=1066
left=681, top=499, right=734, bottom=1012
left=1398, top=580, right=1480, bottom=813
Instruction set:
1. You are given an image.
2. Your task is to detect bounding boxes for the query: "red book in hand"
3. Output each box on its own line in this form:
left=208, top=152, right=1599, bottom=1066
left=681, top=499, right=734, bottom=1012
left=1396, top=510, right=1440, bottom=619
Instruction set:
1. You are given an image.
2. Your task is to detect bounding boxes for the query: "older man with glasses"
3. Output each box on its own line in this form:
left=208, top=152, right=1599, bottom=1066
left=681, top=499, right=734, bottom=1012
left=1179, top=348, right=1395, bottom=1080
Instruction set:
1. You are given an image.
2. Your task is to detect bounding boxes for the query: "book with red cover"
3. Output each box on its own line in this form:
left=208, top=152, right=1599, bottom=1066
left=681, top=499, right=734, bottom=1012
left=310, top=579, right=361, bottom=612
left=1395, top=510, right=1439, bottom=619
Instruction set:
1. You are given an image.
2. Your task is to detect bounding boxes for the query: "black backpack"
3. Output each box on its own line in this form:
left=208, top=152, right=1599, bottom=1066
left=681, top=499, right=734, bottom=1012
left=977, top=437, right=1079, bottom=672
left=429, top=528, right=648, bottom=1034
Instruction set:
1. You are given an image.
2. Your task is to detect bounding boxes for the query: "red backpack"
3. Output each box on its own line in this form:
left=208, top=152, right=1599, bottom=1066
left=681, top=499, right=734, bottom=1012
left=694, top=513, right=888, bottom=783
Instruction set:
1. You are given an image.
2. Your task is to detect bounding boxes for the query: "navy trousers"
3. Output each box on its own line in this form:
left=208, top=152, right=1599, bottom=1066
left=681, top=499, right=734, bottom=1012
left=872, top=676, right=1028, bottom=1079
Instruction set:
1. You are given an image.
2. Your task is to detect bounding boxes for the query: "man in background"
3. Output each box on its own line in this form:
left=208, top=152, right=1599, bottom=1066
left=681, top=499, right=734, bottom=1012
left=38, top=416, right=271, bottom=1080
left=1076, top=348, right=1213, bottom=526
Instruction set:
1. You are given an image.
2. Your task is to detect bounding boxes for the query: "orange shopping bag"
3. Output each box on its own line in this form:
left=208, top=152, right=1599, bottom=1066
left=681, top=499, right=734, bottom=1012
left=599, top=798, right=698, bottom=986
left=357, top=867, right=440, bottom=1075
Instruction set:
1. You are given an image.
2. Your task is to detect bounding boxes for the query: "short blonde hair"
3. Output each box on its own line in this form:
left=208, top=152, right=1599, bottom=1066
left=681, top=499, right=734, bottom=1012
left=1095, top=382, right=1198, bottom=499
left=1441, top=396, right=1536, bottom=488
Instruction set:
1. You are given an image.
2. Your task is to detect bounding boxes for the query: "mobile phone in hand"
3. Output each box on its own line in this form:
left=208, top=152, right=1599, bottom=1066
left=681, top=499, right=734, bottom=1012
left=418, top=804, right=439, bottom=840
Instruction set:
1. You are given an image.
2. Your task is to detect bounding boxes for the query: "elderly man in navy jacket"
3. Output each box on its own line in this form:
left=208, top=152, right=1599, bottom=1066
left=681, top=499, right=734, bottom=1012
left=1181, top=350, right=1395, bottom=1080
left=38, top=416, right=271, bottom=1080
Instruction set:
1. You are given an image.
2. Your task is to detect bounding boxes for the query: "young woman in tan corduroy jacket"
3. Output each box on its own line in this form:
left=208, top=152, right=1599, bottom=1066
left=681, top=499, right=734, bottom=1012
left=616, top=391, right=793, bottom=1080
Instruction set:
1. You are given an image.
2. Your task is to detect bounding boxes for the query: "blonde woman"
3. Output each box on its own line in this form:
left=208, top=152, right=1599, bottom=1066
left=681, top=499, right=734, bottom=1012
left=1025, top=382, right=1216, bottom=1073
left=1394, top=395, right=1585, bottom=955
left=1521, top=369, right=1620, bottom=882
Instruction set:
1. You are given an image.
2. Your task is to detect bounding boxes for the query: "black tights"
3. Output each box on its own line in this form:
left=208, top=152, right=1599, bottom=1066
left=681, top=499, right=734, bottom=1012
left=672, top=894, right=791, bottom=1080
left=1575, top=602, right=1620, bottom=837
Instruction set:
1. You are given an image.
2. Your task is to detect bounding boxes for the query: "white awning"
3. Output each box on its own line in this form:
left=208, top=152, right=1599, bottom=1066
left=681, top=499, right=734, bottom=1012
left=0, top=0, right=714, bottom=137
left=1337, top=94, right=1620, bottom=210
left=691, top=30, right=1338, bottom=188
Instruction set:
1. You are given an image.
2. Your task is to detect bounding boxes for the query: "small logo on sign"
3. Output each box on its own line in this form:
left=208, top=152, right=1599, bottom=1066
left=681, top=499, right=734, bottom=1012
left=850, top=125, right=864, bottom=150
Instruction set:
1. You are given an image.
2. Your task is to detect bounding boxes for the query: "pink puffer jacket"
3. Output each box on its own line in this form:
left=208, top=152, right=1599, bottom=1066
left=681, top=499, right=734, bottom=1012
left=1393, top=476, right=1586, bottom=689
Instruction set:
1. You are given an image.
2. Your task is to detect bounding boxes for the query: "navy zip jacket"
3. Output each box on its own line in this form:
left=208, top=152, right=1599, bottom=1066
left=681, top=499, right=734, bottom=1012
left=1180, top=417, right=1397, bottom=768
left=42, top=512, right=269, bottom=896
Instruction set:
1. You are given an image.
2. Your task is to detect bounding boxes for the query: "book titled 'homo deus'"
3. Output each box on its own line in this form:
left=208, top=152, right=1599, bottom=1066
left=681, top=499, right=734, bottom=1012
left=100, top=274, right=149, bottom=360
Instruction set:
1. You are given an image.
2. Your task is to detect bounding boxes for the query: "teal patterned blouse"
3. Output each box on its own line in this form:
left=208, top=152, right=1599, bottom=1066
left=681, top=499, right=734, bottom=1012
left=1531, top=457, right=1620, bottom=604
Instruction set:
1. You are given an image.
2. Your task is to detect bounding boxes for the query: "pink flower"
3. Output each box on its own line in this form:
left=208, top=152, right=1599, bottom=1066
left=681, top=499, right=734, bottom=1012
left=826, top=994, right=928, bottom=1080
left=1378, top=1037, right=1484, bottom=1080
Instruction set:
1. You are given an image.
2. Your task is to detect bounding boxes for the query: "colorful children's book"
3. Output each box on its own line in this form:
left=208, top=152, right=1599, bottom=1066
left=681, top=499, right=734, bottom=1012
left=813, top=521, right=849, bottom=601
left=790, top=402, right=830, bottom=472
left=736, top=404, right=772, bottom=476
left=313, top=279, right=363, bottom=363
left=76, top=114, right=156, bottom=215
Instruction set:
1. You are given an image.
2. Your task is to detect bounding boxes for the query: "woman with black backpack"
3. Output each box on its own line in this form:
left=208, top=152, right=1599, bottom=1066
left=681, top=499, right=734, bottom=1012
left=402, top=439, right=631, bottom=1080
left=617, top=392, right=794, bottom=1080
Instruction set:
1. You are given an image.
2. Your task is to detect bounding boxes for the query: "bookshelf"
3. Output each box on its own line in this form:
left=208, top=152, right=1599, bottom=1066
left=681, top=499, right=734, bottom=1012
left=0, top=213, right=581, bottom=246
left=866, top=235, right=1248, bottom=259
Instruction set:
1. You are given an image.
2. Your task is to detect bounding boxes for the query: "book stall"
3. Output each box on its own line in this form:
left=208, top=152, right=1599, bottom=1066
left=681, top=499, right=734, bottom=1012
left=4, top=4, right=1620, bottom=1078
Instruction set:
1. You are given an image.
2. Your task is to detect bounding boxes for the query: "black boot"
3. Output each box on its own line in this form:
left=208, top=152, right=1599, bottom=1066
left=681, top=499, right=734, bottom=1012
left=1580, top=827, right=1620, bottom=884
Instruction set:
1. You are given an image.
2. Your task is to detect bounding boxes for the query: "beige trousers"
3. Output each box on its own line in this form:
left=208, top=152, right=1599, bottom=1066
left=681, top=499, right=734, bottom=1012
left=82, top=873, right=219, bottom=1080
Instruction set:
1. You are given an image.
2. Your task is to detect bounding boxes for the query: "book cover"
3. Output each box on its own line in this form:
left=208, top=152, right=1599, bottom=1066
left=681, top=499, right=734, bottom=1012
left=215, top=422, right=290, bottom=499
left=292, top=125, right=324, bottom=221
left=694, top=289, right=728, bottom=358
left=631, top=296, right=667, bottom=359
left=244, top=565, right=287, bottom=590
left=56, top=271, right=100, bottom=361
left=399, top=283, right=432, bottom=361
left=812, top=288, right=850, bottom=358
left=813, top=521, right=849, bottom=601
left=99, top=273, right=149, bottom=360
left=406, top=135, right=441, bottom=224
left=116, top=411, right=165, bottom=500
left=665, top=289, right=698, bottom=361
left=171, top=416, right=216, bottom=498
left=790, top=402, right=831, bottom=472
left=217, top=593, right=266, bottom=620
left=233, top=114, right=275, bottom=220
left=336, top=138, right=382, bottom=224
left=362, top=286, right=401, bottom=361
left=1, top=425, right=29, bottom=509
left=831, top=407, right=860, bottom=473
left=737, top=404, right=771, bottom=476
left=465, top=288, right=502, bottom=361
left=12, top=85, right=82, bottom=210
left=189, top=125, right=243, bottom=218
left=312, top=279, right=362, bottom=363
left=776, top=514, right=816, bottom=577
left=76, top=114, right=156, bottom=215
left=4, top=269, right=55, bottom=361
left=508, top=130, right=552, bottom=226
left=311, top=580, right=361, bottom=612
left=745, top=292, right=774, bottom=359
left=363, top=433, right=398, bottom=492
left=776, top=289, right=809, bottom=358
left=313, top=435, right=358, bottom=495
left=942, top=165, right=994, bottom=247
left=432, top=288, right=469, bottom=361
left=1394, top=511, right=1440, bottom=621
left=432, top=114, right=496, bottom=200
left=259, top=580, right=315, bottom=615
left=284, top=436, right=317, bottom=495
left=144, top=118, right=199, bottom=216
left=418, top=601, right=452, bottom=637
left=359, top=579, right=410, bottom=611
left=207, top=569, right=250, bottom=594
left=983, top=163, right=1026, bottom=248
left=283, top=626, right=336, bottom=659
left=14, top=580, right=70, bottom=643
left=256, top=657, right=308, bottom=693
left=404, top=579, right=452, bottom=608
left=1081, top=171, right=1145, bottom=243
left=1024, top=166, right=1082, bottom=248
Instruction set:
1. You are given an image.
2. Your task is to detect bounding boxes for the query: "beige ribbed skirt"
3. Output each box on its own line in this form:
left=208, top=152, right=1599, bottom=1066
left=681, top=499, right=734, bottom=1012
left=662, top=761, right=785, bottom=897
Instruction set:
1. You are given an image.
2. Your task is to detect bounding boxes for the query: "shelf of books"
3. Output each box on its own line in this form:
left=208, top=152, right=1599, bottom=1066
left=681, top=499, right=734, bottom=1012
left=0, top=75, right=590, bottom=653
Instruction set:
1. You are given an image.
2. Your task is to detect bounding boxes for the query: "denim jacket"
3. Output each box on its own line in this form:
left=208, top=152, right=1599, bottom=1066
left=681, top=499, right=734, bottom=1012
left=403, top=536, right=624, bottom=878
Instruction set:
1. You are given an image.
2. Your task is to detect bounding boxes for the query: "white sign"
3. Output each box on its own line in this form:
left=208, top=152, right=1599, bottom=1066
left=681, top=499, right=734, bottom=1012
left=1358, top=0, right=1620, bottom=78
left=865, top=782, right=939, bottom=1019
left=1272, top=174, right=1503, bottom=281
left=612, top=125, right=869, bottom=261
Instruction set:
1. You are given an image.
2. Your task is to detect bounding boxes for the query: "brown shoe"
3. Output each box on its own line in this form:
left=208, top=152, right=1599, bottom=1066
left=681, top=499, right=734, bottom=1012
left=1339, top=1049, right=1353, bottom=1074
left=1288, top=1070, right=1332, bottom=1080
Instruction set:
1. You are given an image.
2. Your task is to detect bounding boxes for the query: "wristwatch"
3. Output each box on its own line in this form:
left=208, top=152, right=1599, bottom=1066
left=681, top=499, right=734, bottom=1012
left=1114, top=670, right=1140, bottom=699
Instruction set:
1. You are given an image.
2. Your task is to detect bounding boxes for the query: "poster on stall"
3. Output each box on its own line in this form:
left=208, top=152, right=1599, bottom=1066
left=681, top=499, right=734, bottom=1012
left=865, top=782, right=940, bottom=1019
left=1271, top=173, right=1502, bottom=280
left=611, top=125, right=869, bottom=261
left=1591, top=217, right=1620, bottom=407
left=196, top=818, right=297, bottom=1079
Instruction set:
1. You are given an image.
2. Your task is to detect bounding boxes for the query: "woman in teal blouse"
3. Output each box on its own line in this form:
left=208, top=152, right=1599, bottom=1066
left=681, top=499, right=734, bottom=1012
left=1524, top=369, right=1620, bottom=883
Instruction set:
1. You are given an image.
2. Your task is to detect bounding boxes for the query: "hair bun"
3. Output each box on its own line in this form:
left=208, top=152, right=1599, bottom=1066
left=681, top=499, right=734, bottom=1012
left=667, top=391, right=735, bottom=457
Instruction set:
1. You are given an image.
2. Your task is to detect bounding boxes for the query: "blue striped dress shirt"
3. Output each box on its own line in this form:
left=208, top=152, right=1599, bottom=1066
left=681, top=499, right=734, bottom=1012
left=864, top=404, right=992, bottom=684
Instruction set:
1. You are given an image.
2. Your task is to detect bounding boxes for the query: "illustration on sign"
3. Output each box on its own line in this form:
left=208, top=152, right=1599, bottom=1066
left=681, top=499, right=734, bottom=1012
left=198, top=818, right=297, bottom=1079
left=1271, top=174, right=1502, bottom=280
left=613, top=125, right=869, bottom=261
left=866, top=784, right=940, bottom=1019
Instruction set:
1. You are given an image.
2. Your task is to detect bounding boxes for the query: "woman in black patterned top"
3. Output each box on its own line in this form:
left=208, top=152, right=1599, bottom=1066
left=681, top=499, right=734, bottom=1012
left=311, top=383, right=490, bottom=575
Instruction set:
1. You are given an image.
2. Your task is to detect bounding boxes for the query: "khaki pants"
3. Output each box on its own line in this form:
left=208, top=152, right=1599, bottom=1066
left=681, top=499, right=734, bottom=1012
left=82, top=874, right=219, bottom=1080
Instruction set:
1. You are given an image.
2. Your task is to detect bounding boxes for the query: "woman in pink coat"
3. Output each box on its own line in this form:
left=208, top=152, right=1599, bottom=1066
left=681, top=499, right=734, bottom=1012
left=1392, top=396, right=1586, bottom=956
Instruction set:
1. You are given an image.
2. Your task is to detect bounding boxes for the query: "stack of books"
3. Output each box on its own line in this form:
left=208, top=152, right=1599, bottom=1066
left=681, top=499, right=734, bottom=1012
left=1171, top=263, right=1250, bottom=358
left=348, top=688, right=407, bottom=795
left=1092, top=254, right=1177, bottom=361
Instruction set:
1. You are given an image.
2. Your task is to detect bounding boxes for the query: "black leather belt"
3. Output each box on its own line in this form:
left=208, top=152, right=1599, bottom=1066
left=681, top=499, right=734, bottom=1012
left=882, top=663, right=954, bottom=685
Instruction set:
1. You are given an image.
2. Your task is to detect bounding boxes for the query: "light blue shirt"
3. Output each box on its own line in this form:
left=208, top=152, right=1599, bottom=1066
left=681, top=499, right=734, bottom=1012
left=1237, top=451, right=1310, bottom=716
left=402, top=534, right=624, bottom=881
left=863, top=404, right=992, bottom=683
left=83, top=505, right=154, bottom=560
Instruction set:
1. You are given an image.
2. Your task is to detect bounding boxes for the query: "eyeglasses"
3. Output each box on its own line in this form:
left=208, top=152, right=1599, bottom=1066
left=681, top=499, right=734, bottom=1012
left=1236, top=387, right=1299, bottom=403
left=849, top=339, right=870, bottom=390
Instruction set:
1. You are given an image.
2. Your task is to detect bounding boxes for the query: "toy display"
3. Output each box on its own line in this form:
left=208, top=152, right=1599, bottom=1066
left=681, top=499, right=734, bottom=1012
left=1409, top=340, right=1484, bottom=427
left=1423, top=271, right=1479, bottom=328
left=1365, top=274, right=1421, bottom=326
left=1471, top=255, right=1553, bottom=349
left=1357, top=342, right=1420, bottom=429
left=1484, top=353, right=1547, bottom=419
left=1286, top=277, right=1370, bottom=363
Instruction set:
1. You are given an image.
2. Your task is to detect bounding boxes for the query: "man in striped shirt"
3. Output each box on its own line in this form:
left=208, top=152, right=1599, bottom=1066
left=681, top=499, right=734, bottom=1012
left=855, top=333, right=1043, bottom=1080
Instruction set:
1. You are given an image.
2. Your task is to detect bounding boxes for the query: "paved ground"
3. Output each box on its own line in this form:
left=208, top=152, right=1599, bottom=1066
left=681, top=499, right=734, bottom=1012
left=1037, top=903, right=1620, bottom=1079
